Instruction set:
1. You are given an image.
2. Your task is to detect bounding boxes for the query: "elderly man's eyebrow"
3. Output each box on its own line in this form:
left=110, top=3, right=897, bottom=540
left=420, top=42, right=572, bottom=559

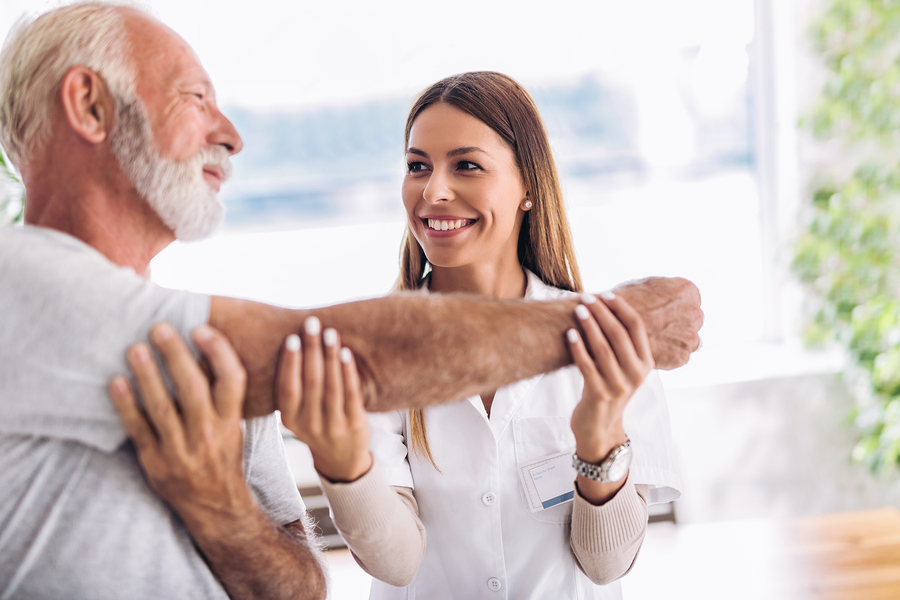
left=175, top=74, right=213, bottom=92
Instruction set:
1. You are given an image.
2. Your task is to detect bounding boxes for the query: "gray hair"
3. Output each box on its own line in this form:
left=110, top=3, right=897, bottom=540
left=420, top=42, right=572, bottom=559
left=0, top=2, right=139, bottom=168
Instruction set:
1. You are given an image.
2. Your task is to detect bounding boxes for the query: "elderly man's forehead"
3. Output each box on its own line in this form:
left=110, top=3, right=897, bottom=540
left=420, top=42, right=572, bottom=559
left=116, top=7, right=210, bottom=88
left=119, top=10, right=185, bottom=50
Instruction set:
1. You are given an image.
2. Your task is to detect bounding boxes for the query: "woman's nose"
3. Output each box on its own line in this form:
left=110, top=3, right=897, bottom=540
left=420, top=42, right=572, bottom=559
left=423, top=171, right=454, bottom=204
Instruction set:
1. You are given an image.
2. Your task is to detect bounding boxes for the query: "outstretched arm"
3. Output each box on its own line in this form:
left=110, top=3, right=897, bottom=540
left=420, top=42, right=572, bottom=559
left=210, top=277, right=702, bottom=417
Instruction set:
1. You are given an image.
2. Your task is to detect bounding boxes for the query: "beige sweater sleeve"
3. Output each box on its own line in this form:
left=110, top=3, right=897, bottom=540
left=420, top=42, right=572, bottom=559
left=318, top=462, right=425, bottom=587
left=570, top=475, right=650, bottom=585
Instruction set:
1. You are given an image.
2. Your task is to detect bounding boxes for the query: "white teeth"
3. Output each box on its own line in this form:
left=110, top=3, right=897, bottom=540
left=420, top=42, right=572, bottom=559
left=427, top=218, right=470, bottom=231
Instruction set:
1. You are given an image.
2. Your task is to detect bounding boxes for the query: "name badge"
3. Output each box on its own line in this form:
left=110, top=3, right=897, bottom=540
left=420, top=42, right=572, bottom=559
left=517, top=448, right=577, bottom=512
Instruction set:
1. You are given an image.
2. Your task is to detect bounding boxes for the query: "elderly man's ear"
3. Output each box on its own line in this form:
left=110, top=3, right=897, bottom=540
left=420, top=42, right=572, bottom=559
left=60, top=66, right=113, bottom=145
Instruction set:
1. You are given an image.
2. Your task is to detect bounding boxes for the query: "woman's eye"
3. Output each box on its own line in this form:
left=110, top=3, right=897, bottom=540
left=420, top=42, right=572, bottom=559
left=458, top=160, right=481, bottom=171
left=407, top=161, right=426, bottom=173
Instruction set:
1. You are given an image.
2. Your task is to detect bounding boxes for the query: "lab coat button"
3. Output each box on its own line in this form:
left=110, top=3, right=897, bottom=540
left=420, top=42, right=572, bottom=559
left=481, top=492, right=496, bottom=505
left=487, top=577, right=502, bottom=591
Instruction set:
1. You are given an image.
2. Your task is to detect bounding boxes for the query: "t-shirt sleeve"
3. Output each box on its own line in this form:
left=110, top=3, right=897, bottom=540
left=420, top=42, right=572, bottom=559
left=0, top=226, right=210, bottom=453
left=242, top=414, right=307, bottom=526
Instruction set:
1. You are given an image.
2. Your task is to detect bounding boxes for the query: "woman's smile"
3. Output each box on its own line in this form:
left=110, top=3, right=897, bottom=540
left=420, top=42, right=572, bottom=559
left=421, top=217, right=478, bottom=236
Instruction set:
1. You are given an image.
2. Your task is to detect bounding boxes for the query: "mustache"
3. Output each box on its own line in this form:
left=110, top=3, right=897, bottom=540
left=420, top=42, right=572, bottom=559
left=194, top=145, right=233, bottom=181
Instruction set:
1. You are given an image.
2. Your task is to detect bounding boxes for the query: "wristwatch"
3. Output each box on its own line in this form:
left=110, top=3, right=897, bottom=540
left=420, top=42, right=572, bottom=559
left=572, top=439, right=632, bottom=483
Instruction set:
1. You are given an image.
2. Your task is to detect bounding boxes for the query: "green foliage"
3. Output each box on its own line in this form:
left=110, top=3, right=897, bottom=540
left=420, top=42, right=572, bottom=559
left=796, top=0, right=900, bottom=473
left=0, top=150, right=24, bottom=226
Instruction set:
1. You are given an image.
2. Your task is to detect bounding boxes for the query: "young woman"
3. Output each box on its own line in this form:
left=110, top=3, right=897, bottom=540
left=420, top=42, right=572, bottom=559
left=278, top=72, right=680, bottom=600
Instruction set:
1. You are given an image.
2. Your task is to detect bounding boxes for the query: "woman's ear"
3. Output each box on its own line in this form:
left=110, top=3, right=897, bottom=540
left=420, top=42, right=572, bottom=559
left=59, top=66, right=113, bottom=145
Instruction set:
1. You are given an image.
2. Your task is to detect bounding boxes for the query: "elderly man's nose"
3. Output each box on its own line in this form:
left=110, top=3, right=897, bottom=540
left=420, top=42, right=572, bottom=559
left=209, top=109, right=243, bottom=155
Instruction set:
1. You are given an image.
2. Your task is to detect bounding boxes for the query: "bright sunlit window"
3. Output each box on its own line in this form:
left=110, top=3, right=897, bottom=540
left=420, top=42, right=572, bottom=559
left=1, top=0, right=764, bottom=343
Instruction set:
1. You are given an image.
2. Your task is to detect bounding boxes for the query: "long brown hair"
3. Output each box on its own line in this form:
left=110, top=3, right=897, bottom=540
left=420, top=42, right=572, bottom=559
left=396, top=72, right=583, bottom=467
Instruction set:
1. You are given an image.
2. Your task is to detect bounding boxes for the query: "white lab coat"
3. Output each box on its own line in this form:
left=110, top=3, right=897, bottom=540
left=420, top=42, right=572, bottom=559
left=368, top=271, right=681, bottom=600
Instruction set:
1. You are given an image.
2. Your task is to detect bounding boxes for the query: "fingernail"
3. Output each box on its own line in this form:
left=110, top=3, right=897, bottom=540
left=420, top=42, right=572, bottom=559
left=110, top=376, right=128, bottom=394
left=580, top=292, right=597, bottom=305
left=153, top=322, right=174, bottom=341
left=285, top=334, right=301, bottom=352
left=132, top=344, right=150, bottom=363
left=575, top=304, right=590, bottom=320
left=340, top=347, right=352, bottom=364
left=600, top=290, right=616, bottom=301
left=193, top=324, right=213, bottom=342
left=323, top=328, right=338, bottom=347
left=567, top=328, right=579, bottom=343
left=304, top=316, right=321, bottom=336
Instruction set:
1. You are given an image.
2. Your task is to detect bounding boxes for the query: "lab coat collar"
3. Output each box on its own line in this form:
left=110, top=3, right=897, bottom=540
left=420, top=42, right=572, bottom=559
left=419, top=269, right=554, bottom=440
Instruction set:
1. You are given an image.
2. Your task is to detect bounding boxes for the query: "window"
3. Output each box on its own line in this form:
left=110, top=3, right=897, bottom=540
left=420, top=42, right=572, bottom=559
left=1, top=0, right=767, bottom=344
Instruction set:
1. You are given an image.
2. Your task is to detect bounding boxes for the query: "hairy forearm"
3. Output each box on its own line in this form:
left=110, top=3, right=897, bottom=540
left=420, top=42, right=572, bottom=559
left=184, top=509, right=326, bottom=600
left=211, top=277, right=702, bottom=417
left=211, top=293, right=581, bottom=416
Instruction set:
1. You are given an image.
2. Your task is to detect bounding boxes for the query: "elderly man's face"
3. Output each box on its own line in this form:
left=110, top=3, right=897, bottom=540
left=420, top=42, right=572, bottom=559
left=112, top=11, right=243, bottom=240
left=125, top=12, right=241, bottom=178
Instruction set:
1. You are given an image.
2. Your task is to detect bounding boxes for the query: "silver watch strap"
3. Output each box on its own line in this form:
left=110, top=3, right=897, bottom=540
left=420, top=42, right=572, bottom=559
left=571, top=438, right=631, bottom=482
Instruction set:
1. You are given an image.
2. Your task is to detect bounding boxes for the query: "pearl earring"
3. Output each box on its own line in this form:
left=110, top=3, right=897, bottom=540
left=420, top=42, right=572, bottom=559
left=524, top=201, right=533, bottom=209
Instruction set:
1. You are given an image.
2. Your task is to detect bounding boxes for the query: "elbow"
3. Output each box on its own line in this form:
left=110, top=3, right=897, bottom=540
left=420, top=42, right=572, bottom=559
left=380, top=568, right=419, bottom=588
left=575, top=552, right=638, bottom=586
left=381, top=548, right=424, bottom=587
left=301, top=551, right=330, bottom=600
left=572, top=529, right=646, bottom=586
left=583, top=566, right=629, bottom=587
left=293, top=563, right=328, bottom=600
left=309, top=582, right=328, bottom=600
left=357, top=549, right=424, bottom=588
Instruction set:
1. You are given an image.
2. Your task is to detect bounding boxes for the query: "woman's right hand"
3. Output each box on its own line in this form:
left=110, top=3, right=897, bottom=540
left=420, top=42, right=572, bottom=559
left=276, top=316, right=373, bottom=483
left=567, top=292, right=654, bottom=504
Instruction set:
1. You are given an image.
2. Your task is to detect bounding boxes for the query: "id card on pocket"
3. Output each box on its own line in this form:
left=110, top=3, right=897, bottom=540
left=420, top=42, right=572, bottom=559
left=517, top=448, right=577, bottom=513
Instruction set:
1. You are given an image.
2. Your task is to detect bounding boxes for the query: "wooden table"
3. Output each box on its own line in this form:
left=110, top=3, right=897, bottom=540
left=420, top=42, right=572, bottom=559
left=622, top=507, right=900, bottom=599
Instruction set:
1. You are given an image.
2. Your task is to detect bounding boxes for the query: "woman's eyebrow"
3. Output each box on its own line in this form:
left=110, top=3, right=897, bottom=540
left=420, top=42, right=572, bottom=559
left=448, top=146, right=487, bottom=157
left=406, top=146, right=489, bottom=158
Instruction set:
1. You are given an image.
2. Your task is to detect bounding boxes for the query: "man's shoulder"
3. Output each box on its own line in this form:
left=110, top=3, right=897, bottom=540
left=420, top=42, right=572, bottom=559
left=1, top=224, right=89, bottom=250
left=0, top=225, right=112, bottom=275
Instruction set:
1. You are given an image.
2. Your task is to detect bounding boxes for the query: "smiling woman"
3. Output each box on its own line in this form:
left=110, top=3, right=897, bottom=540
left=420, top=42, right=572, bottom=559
left=302, top=71, right=681, bottom=600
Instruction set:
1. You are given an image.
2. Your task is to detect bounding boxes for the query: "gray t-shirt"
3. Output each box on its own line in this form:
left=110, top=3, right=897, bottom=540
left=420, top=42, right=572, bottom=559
left=0, top=226, right=307, bottom=599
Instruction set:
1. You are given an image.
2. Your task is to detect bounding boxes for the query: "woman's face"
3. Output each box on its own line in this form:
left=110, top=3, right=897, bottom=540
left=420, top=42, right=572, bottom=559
left=403, top=102, right=528, bottom=271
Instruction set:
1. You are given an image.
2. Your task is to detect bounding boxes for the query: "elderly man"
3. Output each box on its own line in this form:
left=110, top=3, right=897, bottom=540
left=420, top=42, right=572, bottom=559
left=0, top=2, right=702, bottom=600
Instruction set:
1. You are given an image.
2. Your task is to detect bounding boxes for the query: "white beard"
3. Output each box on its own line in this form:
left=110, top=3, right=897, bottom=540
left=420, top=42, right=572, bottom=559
left=111, top=97, right=232, bottom=242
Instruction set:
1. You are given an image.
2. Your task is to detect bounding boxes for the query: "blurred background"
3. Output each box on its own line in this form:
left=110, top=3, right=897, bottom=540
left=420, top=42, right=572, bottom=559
left=3, top=0, right=900, bottom=597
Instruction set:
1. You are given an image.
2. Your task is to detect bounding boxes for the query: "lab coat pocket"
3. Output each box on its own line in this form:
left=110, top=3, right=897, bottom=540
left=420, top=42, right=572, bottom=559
left=513, top=416, right=576, bottom=524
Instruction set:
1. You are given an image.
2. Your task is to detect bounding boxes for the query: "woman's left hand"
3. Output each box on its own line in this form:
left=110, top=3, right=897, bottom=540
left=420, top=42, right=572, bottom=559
left=276, top=318, right=373, bottom=483
left=567, top=292, right=654, bottom=476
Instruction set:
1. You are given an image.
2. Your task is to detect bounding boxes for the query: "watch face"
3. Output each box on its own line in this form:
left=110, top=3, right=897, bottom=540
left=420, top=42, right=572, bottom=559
left=606, top=446, right=632, bottom=482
